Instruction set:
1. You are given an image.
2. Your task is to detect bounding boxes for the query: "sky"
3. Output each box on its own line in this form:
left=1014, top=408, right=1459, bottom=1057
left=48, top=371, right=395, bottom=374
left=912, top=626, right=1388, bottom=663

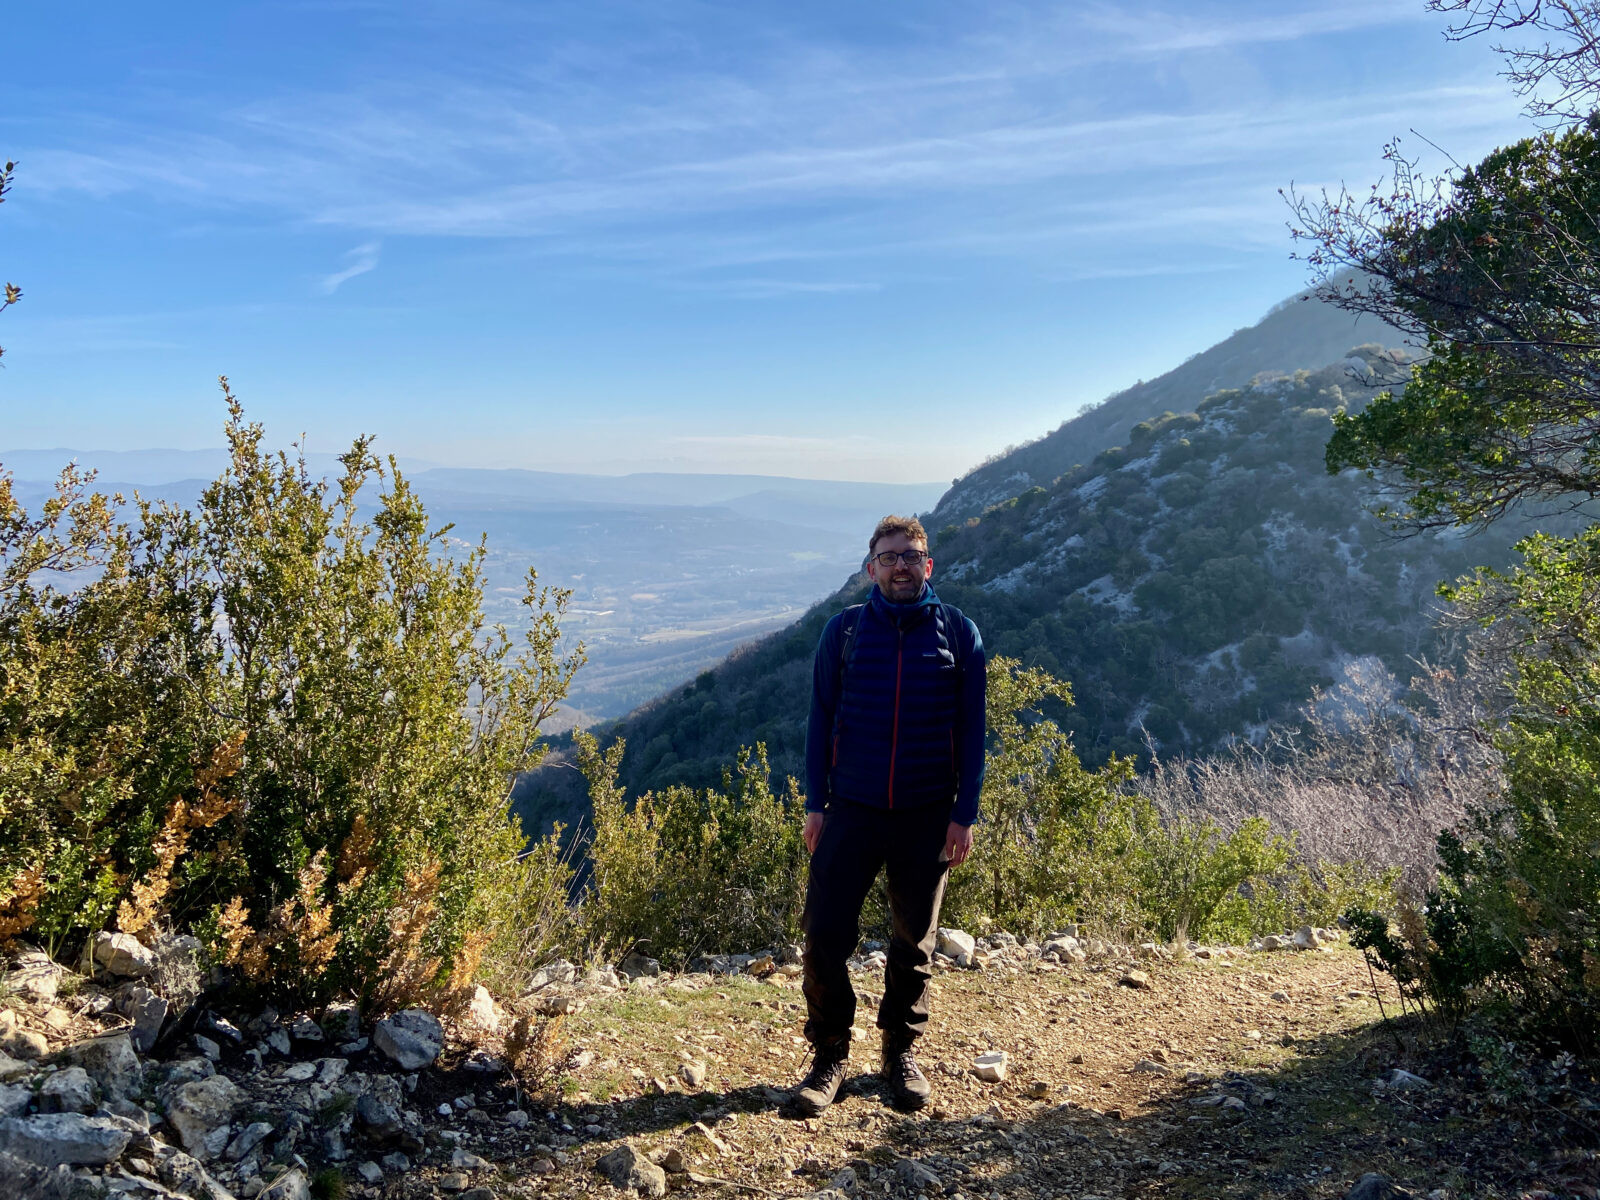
left=2, top=1, right=1537, bottom=482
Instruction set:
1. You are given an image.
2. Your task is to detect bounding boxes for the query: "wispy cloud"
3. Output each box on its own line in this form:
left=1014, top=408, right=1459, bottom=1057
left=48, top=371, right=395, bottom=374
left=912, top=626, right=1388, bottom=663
left=318, top=241, right=381, bottom=293
left=13, top=1, right=1527, bottom=289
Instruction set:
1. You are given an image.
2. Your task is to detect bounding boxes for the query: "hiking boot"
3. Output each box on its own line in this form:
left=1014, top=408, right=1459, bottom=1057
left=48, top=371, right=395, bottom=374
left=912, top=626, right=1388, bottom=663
left=792, top=1044, right=850, bottom=1116
left=882, top=1033, right=932, bottom=1110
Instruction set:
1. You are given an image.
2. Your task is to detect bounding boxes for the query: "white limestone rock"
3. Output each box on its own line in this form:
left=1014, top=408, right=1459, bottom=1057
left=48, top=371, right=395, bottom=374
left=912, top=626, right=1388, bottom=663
left=93, top=932, right=156, bottom=978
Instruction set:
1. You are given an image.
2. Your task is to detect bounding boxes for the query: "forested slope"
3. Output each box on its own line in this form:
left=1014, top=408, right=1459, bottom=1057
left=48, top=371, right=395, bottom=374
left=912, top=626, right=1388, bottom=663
left=516, top=345, right=1553, bottom=823
left=930, top=284, right=1396, bottom=524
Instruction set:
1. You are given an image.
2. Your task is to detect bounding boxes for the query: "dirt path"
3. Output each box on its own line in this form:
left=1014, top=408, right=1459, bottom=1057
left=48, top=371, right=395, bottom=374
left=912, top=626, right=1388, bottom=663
left=394, top=948, right=1600, bottom=1200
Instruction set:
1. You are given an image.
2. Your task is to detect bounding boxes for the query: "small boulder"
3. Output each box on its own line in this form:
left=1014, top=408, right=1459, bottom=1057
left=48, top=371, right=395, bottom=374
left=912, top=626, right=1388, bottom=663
left=467, top=986, right=501, bottom=1033
left=226, top=1121, right=274, bottom=1163
left=56, top=1034, right=143, bottom=1102
left=356, top=1093, right=401, bottom=1140
left=618, top=952, right=661, bottom=980
left=524, top=960, right=577, bottom=992
left=1386, top=1069, right=1430, bottom=1091
left=93, top=931, right=156, bottom=978
left=260, top=1166, right=312, bottom=1200
left=373, top=1009, right=443, bottom=1071
left=4, top=948, right=65, bottom=1004
left=288, top=1016, right=324, bottom=1044
left=1119, top=969, right=1151, bottom=989
left=973, top=1051, right=1008, bottom=1082
left=679, top=1061, right=707, bottom=1089
left=167, top=1073, right=244, bottom=1161
left=596, top=1143, right=668, bottom=1196
left=1346, top=1173, right=1416, bottom=1200
left=0, top=1112, right=133, bottom=1165
left=37, top=1068, right=97, bottom=1115
left=0, top=1149, right=74, bottom=1200
left=320, top=1002, right=360, bottom=1042
left=0, top=1084, right=29, bottom=1119
left=895, top=1158, right=941, bottom=1191
left=936, top=928, right=976, bottom=966
left=451, top=1146, right=491, bottom=1171
left=122, top=985, right=169, bottom=1054
left=0, top=1019, right=46, bottom=1062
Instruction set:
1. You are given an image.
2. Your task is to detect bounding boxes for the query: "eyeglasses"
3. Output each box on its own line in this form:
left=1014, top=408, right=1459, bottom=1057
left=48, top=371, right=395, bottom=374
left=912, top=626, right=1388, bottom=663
left=873, top=550, right=928, bottom=568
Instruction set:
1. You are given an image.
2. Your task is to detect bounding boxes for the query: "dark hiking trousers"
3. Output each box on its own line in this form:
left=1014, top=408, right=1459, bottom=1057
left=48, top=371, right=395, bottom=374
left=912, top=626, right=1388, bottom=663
left=801, top=799, right=952, bottom=1051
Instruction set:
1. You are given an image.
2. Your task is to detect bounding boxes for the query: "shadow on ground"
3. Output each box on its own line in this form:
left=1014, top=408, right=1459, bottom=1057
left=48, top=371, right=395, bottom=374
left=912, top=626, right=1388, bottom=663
left=527, top=1015, right=1599, bottom=1200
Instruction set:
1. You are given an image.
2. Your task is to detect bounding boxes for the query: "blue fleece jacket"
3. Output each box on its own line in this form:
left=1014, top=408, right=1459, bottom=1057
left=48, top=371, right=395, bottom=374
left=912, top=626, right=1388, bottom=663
left=805, top=582, right=987, bottom=825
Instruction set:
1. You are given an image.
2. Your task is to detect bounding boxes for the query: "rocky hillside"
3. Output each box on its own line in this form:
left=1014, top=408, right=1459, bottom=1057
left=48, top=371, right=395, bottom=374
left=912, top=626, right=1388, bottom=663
left=4, top=930, right=1590, bottom=1200
left=930, top=282, right=1397, bottom=525
left=559, top=344, right=1549, bottom=818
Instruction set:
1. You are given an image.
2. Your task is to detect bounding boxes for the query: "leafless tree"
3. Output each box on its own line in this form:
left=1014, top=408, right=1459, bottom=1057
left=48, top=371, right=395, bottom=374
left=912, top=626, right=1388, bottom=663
left=1431, top=0, right=1600, bottom=122
left=1138, top=637, right=1510, bottom=895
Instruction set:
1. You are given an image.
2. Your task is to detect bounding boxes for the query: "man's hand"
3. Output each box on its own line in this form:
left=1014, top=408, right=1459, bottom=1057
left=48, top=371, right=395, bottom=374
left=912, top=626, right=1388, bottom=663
left=804, top=811, right=825, bottom=855
left=944, top=821, right=974, bottom=868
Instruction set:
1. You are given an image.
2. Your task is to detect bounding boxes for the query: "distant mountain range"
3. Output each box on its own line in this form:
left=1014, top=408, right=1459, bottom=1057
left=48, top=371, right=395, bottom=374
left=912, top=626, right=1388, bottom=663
left=0, top=453, right=944, bottom=724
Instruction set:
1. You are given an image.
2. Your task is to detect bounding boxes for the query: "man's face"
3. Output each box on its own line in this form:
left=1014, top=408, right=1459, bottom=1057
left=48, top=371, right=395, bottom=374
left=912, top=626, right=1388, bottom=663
left=867, top=530, right=932, bottom=603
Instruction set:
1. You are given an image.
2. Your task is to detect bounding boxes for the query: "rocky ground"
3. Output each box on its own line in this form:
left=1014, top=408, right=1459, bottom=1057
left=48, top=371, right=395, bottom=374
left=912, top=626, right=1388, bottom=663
left=1, top=929, right=1597, bottom=1200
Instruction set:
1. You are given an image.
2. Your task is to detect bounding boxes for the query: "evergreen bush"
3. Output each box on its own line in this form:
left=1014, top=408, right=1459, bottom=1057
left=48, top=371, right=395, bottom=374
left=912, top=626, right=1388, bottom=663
left=0, top=389, right=582, bottom=1009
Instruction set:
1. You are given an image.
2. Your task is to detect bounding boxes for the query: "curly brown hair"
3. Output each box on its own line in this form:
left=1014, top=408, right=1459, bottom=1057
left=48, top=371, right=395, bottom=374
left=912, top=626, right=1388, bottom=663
left=869, top=514, right=928, bottom=554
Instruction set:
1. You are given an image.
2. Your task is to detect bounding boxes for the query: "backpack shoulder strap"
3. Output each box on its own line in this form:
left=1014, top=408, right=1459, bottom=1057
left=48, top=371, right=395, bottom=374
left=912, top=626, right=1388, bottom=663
left=837, top=603, right=867, bottom=677
left=940, top=602, right=966, bottom=670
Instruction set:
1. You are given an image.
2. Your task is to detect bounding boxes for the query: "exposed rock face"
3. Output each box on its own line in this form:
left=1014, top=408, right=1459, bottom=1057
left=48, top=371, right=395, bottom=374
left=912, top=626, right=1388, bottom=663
left=93, top=932, right=156, bottom=978
left=0, top=1113, right=133, bottom=1165
left=166, top=1074, right=244, bottom=1161
left=373, top=1009, right=443, bottom=1071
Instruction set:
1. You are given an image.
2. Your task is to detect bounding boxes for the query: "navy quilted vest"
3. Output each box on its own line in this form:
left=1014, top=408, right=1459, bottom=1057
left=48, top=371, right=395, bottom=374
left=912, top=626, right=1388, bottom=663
left=830, top=587, right=964, bottom=810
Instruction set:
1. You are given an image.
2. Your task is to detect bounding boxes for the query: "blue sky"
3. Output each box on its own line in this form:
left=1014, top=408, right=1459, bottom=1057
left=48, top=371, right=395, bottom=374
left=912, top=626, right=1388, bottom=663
left=3, top=1, right=1532, bottom=481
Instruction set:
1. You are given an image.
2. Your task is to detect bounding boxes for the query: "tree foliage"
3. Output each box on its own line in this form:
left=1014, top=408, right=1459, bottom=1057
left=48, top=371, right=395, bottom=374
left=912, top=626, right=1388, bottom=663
left=1303, top=118, right=1600, bottom=529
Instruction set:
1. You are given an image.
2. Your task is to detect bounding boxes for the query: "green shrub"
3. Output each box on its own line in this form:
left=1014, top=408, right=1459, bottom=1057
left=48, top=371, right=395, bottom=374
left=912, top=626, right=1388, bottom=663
left=1353, top=530, right=1600, bottom=1048
left=1, top=389, right=582, bottom=1009
left=579, top=735, right=807, bottom=964
left=1136, top=815, right=1293, bottom=942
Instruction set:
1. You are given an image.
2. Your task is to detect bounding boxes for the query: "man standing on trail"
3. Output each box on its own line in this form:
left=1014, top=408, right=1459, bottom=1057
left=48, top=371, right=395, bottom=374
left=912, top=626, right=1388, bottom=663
left=792, top=514, right=986, bottom=1115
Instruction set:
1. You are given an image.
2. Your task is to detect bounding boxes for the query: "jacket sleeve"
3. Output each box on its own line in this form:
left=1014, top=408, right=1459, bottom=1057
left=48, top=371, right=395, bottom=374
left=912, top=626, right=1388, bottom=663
left=805, top=614, right=845, bottom=815
left=952, top=617, right=987, bottom=826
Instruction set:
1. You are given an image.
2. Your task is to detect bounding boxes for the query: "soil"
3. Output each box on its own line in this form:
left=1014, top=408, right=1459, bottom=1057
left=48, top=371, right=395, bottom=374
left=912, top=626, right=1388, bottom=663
left=393, top=948, right=1600, bottom=1200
